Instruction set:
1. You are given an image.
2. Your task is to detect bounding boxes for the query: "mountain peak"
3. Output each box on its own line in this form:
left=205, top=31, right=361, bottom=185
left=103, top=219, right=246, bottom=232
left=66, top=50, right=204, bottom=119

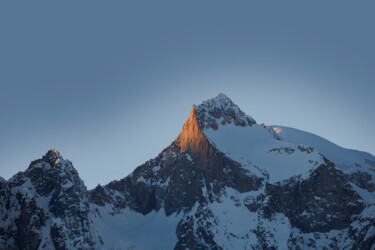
left=175, top=94, right=256, bottom=163
left=211, top=92, right=232, bottom=103
left=193, top=93, right=233, bottom=111
left=193, top=93, right=256, bottom=130
left=43, top=148, right=62, bottom=166
left=26, top=149, right=74, bottom=174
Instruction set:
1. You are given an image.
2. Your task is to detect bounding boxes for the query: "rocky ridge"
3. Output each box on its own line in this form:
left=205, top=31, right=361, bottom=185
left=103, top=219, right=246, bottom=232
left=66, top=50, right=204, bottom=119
left=0, top=94, right=374, bottom=249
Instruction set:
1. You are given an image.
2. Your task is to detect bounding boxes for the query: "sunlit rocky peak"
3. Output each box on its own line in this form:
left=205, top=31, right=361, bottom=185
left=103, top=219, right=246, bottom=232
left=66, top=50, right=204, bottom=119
left=43, top=148, right=62, bottom=166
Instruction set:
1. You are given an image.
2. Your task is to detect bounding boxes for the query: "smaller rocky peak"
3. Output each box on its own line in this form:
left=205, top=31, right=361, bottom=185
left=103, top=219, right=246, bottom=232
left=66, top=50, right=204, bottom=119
left=27, top=149, right=70, bottom=173
left=194, top=93, right=256, bottom=130
left=22, top=149, right=85, bottom=196
left=43, top=148, right=62, bottom=166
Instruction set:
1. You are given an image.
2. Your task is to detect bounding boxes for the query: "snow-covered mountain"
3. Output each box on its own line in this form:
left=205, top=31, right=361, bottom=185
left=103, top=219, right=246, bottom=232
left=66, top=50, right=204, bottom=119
left=0, top=149, right=102, bottom=249
left=1, top=94, right=374, bottom=249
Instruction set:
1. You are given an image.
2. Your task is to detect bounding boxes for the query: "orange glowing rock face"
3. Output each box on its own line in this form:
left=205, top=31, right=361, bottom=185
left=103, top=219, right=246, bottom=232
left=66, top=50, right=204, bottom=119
left=175, top=106, right=209, bottom=153
left=273, top=127, right=282, bottom=134
left=174, top=106, right=214, bottom=169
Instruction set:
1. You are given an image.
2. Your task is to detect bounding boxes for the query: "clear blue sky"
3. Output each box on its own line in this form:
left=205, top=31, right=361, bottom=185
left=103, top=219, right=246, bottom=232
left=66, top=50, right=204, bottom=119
left=1, top=1, right=374, bottom=189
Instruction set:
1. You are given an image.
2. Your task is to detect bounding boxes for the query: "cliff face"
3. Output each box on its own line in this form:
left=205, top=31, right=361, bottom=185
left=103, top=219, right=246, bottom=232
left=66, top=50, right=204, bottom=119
left=1, top=94, right=375, bottom=249
left=175, top=106, right=215, bottom=170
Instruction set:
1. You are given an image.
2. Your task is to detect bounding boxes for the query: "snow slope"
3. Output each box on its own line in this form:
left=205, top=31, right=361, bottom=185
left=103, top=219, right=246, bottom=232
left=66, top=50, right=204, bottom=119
left=196, top=94, right=325, bottom=183
left=204, top=123, right=324, bottom=182
left=273, top=126, right=375, bottom=172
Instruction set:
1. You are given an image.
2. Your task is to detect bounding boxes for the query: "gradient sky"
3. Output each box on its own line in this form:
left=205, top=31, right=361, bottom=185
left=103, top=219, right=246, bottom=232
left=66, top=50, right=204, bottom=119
left=1, top=1, right=374, bottom=189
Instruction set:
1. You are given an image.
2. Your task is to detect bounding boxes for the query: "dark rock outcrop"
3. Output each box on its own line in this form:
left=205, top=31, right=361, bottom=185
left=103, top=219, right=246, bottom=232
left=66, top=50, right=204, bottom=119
left=266, top=158, right=364, bottom=233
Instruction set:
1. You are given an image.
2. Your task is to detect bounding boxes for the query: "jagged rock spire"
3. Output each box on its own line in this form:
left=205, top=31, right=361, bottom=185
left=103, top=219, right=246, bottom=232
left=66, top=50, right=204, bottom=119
left=43, top=148, right=62, bottom=166
left=175, top=107, right=209, bottom=153
left=174, top=106, right=214, bottom=170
